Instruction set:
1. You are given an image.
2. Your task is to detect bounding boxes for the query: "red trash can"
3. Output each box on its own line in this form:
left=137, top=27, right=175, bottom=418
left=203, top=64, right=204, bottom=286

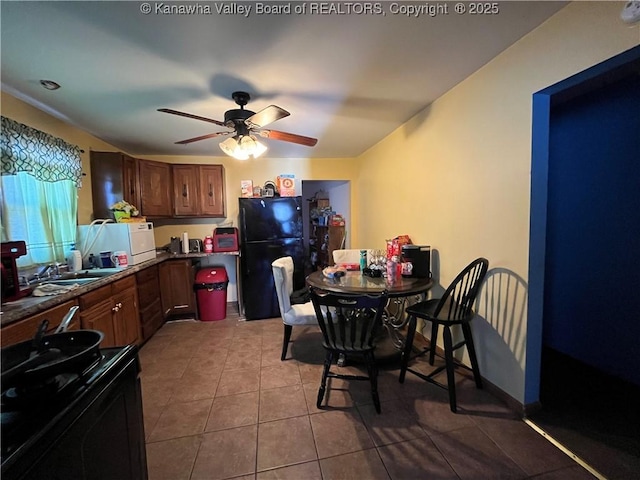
left=194, top=267, right=228, bottom=321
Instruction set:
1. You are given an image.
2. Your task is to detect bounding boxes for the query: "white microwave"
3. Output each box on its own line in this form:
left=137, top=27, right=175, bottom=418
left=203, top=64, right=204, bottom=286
left=77, top=222, right=156, bottom=267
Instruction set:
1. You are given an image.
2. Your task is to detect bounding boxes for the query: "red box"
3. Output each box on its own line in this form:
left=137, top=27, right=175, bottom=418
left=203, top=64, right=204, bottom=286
left=213, top=227, right=239, bottom=252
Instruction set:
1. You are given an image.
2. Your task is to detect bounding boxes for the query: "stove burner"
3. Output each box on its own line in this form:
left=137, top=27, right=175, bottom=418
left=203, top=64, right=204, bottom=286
left=1, top=355, right=102, bottom=409
left=2, top=374, right=78, bottom=406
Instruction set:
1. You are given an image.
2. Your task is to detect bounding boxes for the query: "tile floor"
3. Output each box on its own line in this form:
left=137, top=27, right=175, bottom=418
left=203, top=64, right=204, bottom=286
left=139, top=311, right=595, bottom=480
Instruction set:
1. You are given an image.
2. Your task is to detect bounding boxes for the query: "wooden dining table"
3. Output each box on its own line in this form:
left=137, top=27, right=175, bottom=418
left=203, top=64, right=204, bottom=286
left=306, top=270, right=434, bottom=361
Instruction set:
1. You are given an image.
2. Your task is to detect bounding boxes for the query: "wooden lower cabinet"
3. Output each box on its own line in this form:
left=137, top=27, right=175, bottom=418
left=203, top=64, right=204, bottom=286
left=1, top=299, right=80, bottom=347
left=159, top=259, right=198, bottom=318
left=78, top=276, right=141, bottom=348
left=136, top=264, right=164, bottom=341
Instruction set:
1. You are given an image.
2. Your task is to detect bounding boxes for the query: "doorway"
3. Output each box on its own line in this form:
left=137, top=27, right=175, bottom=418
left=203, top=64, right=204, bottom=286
left=301, top=180, right=351, bottom=272
left=527, top=46, right=640, bottom=477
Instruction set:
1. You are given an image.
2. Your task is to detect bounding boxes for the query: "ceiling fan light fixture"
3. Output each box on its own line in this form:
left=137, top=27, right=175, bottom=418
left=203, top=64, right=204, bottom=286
left=240, top=135, right=267, bottom=158
left=220, top=134, right=267, bottom=160
left=219, top=136, right=248, bottom=160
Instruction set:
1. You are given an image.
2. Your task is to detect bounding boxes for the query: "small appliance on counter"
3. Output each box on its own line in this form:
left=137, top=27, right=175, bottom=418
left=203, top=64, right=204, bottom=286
left=189, top=238, right=203, bottom=253
left=165, top=236, right=180, bottom=254
left=401, top=245, right=431, bottom=278
left=77, top=222, right=156, bottom=267
left=1, top=241, right=31, bottom=303
left=213, top=227, right=239, bottom=252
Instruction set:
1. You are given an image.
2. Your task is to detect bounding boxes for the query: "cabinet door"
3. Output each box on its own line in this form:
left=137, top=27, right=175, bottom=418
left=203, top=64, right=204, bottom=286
left=80, top=300, right=117, bottom=348
left=1, top=300, right=80, bottom=347
left=172, top=165, right=199, bottom=216
left=159, top=260, right=197, bottom=317
left=139, top=159, right=172, bottom=217
left=199, top=165, right=225, bottom=217
left=113, top=287, right=140, bottom=346
left=122, top=155, right=141, bottom=211
left=90, top=151, right=125, bottom=220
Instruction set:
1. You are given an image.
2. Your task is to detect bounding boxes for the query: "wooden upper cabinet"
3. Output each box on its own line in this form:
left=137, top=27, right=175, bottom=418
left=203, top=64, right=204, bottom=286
left=171, top=164, right=226, bottom=217
left=173, top=165, right=199, bottom=216
left=139, top=159, right=172, bottom=217
left=122, top=155, right=141, bottom=211
left=199, top=165, right=225, bottom=217
left=90, top=151, right=140, bottom=220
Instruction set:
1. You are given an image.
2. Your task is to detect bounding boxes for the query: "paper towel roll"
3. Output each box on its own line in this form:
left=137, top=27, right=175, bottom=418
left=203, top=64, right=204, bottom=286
left=182, top=232, right=189, bottom=253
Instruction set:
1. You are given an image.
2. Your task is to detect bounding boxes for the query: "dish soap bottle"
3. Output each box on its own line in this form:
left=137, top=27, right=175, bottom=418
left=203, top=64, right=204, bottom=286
left=69, top=244, right=82, bottom=272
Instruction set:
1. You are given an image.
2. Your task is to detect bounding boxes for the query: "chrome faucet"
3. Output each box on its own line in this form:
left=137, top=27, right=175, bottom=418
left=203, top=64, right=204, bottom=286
left=37, top=262, right=64, bottom=278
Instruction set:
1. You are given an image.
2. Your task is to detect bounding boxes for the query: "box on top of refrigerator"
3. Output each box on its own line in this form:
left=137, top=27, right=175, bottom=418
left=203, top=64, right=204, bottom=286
left=77, top=222, right=156, bottom=267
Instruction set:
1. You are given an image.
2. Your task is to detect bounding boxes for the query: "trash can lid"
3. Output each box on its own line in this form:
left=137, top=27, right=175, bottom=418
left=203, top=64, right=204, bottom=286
left=196, top=267, right=228, bottom=283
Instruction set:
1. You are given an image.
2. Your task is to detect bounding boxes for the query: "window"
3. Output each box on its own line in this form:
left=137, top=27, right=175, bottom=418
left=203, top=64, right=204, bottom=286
left=1, top=116, right=82, bottom=267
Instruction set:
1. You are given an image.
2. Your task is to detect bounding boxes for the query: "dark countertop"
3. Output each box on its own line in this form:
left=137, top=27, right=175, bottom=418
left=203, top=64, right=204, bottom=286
left=0, top=251, right=239, bottom=327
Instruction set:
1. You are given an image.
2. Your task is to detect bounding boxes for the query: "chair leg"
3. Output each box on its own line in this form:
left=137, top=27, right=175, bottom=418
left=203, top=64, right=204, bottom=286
left=442, top=325, right=458, bottom=413
left=317, top=351, right=332, bottom=409
left=429, top=321, right=439, bottom=365
left=281, top=324, right=293, bottom=361
left=366, top=351, right=381, bottom=414
left=462, top=322, right=483, bottom=389
left=399, top=314, right=417, bottom=383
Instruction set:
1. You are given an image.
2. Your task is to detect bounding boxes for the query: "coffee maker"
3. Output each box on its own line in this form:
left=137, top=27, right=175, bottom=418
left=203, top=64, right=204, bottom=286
left=1, top=241, right=31, bottom=303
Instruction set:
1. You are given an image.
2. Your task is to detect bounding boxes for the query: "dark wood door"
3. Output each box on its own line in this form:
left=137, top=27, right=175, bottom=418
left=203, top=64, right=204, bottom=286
left=159, top=260, right=197, bottom=318
left=122, top=155, right=140, bottom=211
left=90, top=151, right=124, bottom=220
left=80, top=300, right=116, bottom=348
left=172, top=165, right=199, bottom=216
left=139, top=159, right=172, bottom=217
left=199, top=165, right=225, bottom=217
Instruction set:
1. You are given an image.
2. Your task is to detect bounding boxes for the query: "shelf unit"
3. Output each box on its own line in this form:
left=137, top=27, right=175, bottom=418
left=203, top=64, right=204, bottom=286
left=308, top=198, right=345, bottom=270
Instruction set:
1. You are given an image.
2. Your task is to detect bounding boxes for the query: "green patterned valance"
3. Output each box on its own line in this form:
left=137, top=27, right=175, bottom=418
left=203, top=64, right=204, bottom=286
left=1, top=116, right=82, bottom=187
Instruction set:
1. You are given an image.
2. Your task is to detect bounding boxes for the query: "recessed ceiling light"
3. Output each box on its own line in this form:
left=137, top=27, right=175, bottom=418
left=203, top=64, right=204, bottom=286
left=39, top=80, right=61, bottom=90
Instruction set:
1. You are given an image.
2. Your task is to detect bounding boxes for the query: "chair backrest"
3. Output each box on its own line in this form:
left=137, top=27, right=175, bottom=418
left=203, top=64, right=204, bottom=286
left=271, top=256, right=294, bottom=316
left=309, top=287, right=388, bottom=352
left=433, top=257, right=489, bottom=321
left=332, top=249, right=376, bottom=265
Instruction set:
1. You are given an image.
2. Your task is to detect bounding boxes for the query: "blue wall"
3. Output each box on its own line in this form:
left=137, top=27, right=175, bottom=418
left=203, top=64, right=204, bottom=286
left=544, top=73, right=640, bottom=385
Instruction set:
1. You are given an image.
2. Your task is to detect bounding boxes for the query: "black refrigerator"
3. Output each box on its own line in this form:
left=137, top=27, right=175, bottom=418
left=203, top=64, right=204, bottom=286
left=238, top=196, right=305, bottom=320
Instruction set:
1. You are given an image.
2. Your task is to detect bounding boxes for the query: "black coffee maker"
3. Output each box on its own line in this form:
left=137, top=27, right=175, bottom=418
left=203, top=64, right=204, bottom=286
left=1, top=241, right=31, bottom=303
left=401, top=245, right=431, bottom=278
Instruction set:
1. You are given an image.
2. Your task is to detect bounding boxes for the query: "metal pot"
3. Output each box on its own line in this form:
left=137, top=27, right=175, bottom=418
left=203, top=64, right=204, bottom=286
left=1, top=327, right=104, bottom=387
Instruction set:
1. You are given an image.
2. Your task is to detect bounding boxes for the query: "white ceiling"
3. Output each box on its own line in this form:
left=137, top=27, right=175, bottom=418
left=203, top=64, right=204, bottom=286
left=1, top=1, right=566, bottom=158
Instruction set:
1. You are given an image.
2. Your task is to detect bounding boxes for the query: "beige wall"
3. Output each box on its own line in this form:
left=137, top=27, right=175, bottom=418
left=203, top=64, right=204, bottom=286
left=356, top=1, right=639, bottom=403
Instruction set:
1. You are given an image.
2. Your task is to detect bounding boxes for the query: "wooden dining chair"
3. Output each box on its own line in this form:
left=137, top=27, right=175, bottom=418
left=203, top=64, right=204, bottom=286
left=309, top=286, right=389, bottom=413
left=399, top=257, right=489, bottom=412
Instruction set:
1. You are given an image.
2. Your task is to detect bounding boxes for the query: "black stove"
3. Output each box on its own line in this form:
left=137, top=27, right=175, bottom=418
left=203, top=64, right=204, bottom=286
left=1, top=344, right=148, bottom=480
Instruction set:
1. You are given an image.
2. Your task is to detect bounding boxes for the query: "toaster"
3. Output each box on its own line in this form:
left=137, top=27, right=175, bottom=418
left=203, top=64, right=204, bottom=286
left=189, top=239, right=203, bottom=253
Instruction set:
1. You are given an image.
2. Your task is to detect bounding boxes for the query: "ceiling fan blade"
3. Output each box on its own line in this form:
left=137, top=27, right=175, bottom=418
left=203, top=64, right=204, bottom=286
left=158, top=108, right=226, bottom=127
left=258, top=129, right=318, bottom=147
left=246, top=105, right=290, bottom=128
left=175, top=131, right=232, bottom=145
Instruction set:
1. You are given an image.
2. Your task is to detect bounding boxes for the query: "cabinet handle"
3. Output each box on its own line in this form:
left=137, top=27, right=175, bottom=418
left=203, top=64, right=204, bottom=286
left=112, top=306, right=119, bottom=312
left=117, top=302, right=123, bottom=309
left=182, top=184, right=187, bottom=197
left=208, top=183, right=213, bottom=197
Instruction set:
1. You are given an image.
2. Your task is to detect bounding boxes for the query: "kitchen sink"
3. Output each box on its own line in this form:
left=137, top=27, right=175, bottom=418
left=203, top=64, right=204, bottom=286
left=27, top=268, right=125, bottom=287
left=41, top=278, right=101, bottom=286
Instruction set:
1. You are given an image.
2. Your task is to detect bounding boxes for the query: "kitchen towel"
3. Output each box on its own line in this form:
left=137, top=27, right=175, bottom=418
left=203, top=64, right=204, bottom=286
left=32, top=283, right=80, bottom=297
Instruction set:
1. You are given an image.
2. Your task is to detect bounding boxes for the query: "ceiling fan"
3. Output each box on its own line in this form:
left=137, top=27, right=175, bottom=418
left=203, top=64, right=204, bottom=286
left=158, top=91, right=317, bottom=159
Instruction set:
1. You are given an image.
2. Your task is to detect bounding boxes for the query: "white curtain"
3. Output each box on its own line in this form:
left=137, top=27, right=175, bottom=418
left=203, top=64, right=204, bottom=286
left=1, top=116, right=81, bottom=267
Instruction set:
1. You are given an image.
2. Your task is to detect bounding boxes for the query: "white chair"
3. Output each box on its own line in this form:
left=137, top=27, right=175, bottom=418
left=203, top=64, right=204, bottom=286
left=271, top=256, right=318, bottom=361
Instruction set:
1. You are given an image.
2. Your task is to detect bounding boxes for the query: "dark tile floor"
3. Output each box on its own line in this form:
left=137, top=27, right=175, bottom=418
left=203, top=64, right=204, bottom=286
left=139, top=311, right=594, bottom=480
